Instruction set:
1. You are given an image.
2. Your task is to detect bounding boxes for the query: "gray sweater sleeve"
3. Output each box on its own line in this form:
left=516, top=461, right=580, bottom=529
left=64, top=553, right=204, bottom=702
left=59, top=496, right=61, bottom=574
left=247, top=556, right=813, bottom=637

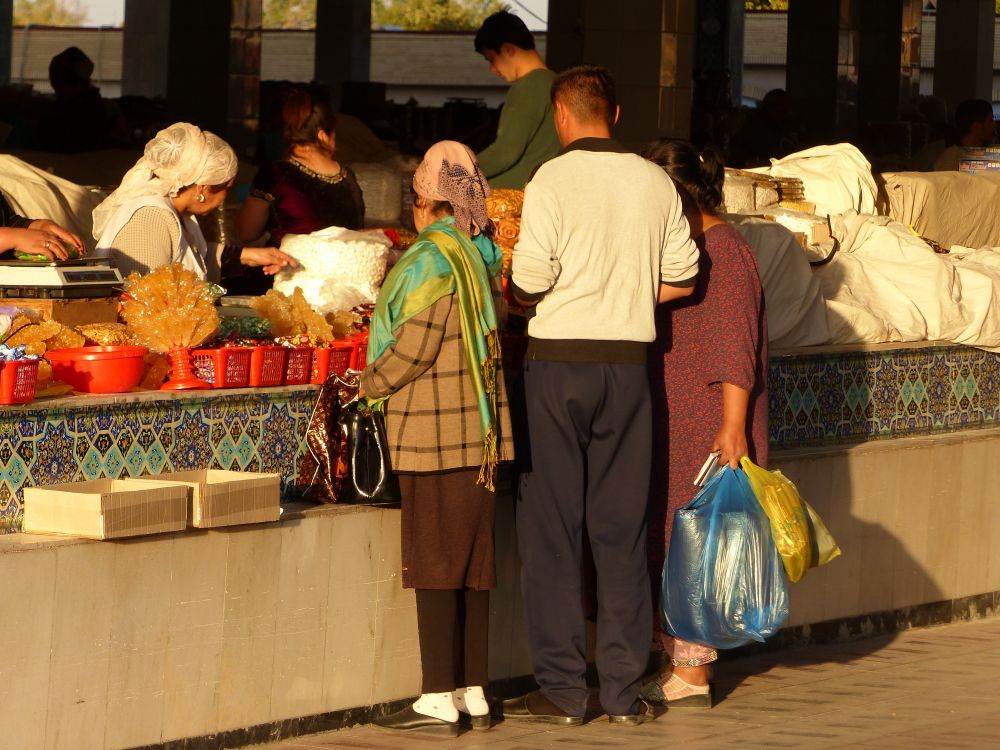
left=109, top=207, right=180, bottom=277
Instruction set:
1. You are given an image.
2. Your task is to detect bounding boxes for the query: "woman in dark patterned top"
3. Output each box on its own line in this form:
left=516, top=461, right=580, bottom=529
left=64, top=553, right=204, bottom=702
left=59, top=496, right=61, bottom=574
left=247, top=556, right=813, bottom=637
left=236, top=90, right=365, bottom=293
left=1, top=192, right=84, bottom=260
left=640, top=139, right=769, bottom=709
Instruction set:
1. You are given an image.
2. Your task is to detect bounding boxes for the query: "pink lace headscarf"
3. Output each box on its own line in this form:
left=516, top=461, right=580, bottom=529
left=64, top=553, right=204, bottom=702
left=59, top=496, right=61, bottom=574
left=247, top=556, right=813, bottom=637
left=412, top=140, right=494, bottom=237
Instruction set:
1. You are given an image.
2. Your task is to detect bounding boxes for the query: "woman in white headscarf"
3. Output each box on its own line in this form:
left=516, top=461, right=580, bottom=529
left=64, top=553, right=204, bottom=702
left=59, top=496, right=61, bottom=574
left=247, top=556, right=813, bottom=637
left=92, top=122, right=294, bottom=281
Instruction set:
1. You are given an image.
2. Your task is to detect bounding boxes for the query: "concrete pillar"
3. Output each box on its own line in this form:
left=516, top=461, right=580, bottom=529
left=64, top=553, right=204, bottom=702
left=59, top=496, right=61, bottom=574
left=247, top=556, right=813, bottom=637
left=314, top=0, right=371, bottom=111
left=934, top=0, right=994, bottom=112
left=544, top=0, right=697, bottom=146
left=899, top=0, right=922, bottom=105
left=545, top=0, right=584, bottom=71
left=122, top=0, right=261, bottom=155
left=695, top=0, right=745, bottom=105
left=857, top=0, right=904, bottom=128
left=0, top=0, right=12, bottom=84
left=786, top=0, right=840, bottom=145
left=122, top=0, right=170, bottom=98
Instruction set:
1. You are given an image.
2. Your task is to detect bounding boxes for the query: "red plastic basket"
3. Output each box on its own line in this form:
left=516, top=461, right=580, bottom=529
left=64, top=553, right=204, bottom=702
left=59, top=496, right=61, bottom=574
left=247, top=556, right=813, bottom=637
left=348, top=332, right=369, bottom=370
left=0, top=359, right=39, bottom=405
left=283, top=347, right=315, bottom=385
left=311, top=341, right=356, bottom=384
left=190, top=347, right=252, bottom=389
left=249, top=346, right=288, bottom=387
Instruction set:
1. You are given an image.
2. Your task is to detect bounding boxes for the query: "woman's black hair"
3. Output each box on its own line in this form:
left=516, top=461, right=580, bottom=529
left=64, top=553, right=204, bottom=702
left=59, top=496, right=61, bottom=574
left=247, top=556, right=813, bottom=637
left=640, top=138, right=725, bottom=213
left=281, top=89, right=336, bottom=152
left=411, top=185, right=453, bottom=217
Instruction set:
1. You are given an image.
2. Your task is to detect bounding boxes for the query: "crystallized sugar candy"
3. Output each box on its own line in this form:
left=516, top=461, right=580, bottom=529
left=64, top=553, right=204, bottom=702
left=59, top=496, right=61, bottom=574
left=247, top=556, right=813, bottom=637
left=46, top=326, right=86, bottom=351
left=75, top=323, right=135, bottom=347
left=327, top=309, right=363, bottom=340
left=251, top=288, right=334, bottom=343
left=122, top=264, right=220, bottom=353
left=5, top=314, right=75, bottom=357
left=274, top=226, right=392, bottom=313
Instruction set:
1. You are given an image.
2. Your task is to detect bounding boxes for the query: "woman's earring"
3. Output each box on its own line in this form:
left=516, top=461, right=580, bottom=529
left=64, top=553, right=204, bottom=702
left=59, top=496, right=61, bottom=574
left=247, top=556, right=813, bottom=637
left=196, top=193, right=206, bottom=203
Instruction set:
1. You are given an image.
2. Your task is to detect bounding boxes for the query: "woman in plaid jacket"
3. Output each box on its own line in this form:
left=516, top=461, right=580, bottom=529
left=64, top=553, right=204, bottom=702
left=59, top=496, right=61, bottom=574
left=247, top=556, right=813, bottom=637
left=361, top=141, right=513, bottom=737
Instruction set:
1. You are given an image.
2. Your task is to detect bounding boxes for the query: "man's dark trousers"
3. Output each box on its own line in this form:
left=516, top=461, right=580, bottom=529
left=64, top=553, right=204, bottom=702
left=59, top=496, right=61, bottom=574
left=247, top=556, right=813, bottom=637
left=517, top=358, right=653, bottom=717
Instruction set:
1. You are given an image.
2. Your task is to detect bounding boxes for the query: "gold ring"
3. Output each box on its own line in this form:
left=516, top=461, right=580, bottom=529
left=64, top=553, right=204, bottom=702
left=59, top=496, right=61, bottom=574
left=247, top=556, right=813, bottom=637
left=44, top=241, right=51, bottom=248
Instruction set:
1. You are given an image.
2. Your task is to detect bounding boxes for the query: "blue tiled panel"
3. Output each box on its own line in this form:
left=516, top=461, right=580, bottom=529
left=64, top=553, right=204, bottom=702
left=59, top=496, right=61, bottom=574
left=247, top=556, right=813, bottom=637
left=3, top=345, right=998, bottom=533
left=768, top=345, right=1000, bottom=448
left=0, top=389, right=315, bottom=534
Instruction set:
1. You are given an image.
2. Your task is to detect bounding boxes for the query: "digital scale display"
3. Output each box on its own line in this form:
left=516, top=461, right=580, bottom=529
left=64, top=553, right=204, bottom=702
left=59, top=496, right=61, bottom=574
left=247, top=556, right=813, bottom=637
left=0, top=258, right=124, bottom=298
left=60, top=270, right=122, bottom=283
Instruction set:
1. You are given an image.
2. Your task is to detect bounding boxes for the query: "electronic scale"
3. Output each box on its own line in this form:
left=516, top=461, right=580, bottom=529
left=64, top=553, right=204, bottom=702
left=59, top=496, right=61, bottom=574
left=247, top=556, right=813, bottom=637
left=0, top=257, right=124, bottom=299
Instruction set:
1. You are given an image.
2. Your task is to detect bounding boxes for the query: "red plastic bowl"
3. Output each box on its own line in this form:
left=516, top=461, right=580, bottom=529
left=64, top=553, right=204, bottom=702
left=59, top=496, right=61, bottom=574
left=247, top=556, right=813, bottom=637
left=46, top=345, right=149, bottom=394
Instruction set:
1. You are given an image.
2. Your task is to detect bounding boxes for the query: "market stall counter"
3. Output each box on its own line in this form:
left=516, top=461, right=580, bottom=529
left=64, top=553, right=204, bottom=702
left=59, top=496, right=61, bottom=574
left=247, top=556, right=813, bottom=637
left=1, top=341, right=999, bottom=750
left=0, top=385, right=317, bottom=534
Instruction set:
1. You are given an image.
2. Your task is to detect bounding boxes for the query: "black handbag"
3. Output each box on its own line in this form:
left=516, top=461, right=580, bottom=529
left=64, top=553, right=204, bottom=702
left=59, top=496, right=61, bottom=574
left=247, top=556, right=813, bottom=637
left=338, top=401, right=401, bottom=507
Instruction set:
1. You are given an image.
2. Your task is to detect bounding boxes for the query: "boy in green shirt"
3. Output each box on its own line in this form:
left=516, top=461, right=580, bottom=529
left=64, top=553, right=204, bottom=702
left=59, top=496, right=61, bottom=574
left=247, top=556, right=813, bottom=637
left=474, top=11, right=561, bottom=190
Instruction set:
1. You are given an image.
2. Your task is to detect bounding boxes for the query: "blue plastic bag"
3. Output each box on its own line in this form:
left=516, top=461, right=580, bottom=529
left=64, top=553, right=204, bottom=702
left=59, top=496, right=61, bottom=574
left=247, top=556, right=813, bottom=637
left=661, top=466, right=789, bottom=649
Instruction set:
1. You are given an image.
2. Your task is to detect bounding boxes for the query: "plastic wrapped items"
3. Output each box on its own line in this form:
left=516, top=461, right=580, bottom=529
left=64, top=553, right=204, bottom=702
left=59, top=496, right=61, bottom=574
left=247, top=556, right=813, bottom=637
left=274, top=226, right=392, bottom=313
left=0, top=343, right=38, bottom=361
left=217, top=316, right=270, bottom=342
left=296, top=372, right=360, bottom=502
left=740, top=457, right=811, bottom=583
left=661, top=466, right=789, bottom=650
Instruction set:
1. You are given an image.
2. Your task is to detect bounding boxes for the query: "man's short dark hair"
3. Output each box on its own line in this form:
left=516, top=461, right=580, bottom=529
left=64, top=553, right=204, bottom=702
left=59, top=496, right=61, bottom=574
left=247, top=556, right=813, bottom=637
left=955, top=99, right=994, bottom=136
left=551, top=65, right=617, bottom=128
left=474, top=10, right=535, bottom=54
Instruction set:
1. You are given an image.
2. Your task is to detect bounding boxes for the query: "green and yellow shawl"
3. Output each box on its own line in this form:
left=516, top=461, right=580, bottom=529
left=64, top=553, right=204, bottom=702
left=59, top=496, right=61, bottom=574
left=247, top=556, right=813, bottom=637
left=367, top=217, right=503, bottom=490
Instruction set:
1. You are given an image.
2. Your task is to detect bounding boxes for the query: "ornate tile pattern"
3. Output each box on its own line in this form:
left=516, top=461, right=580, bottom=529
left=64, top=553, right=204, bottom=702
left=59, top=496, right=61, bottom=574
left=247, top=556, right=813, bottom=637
left=0, top=389, right=316, bottom=534
left=769, top=345, right=1000, bottom=448
left=2, top=345, right=997, bottom=532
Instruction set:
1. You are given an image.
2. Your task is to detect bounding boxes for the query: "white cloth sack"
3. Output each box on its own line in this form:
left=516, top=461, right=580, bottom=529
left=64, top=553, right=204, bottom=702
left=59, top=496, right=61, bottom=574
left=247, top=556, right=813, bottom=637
left=726, top=215, right=830, bottom=349
left=0, top=154, right=105, bottom=254
left=879, top=170, right=1000, bottom=249
left=764, top=144, right=879, bottom=218
left=817, top=210, right=1000, bottom=351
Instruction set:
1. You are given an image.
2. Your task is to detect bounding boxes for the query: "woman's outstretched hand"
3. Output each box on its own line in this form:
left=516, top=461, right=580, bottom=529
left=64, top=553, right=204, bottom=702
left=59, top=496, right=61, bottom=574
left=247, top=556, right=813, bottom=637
left=4, top=227, right=71, bottom=260
left=239, top=247, right=298, bottom=275
left=29, top=219, right=84, bottom=255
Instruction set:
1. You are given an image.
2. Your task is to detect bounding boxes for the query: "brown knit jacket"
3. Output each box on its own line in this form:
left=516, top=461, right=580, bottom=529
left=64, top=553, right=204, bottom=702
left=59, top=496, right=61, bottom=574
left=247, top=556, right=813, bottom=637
left=360, top=286, right=515, bottom=475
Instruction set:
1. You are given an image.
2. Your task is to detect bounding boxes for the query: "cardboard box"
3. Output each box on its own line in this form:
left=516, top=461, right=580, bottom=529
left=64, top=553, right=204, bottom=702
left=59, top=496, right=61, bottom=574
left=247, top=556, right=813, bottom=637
left=7, top=298, right=120, bottom=327
left=23, top=478, right=188, bottom=539
left=134, top=470, right=281, bottom=528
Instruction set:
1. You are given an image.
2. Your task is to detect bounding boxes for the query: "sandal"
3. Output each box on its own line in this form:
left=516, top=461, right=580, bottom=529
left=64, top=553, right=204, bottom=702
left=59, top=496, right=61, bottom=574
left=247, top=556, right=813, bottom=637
left=640, top=671, right=712, bottom=709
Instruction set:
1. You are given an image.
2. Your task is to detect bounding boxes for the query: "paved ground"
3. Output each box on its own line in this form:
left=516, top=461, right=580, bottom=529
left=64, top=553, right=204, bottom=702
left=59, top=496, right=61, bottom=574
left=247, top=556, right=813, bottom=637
left=258, top=616, right=1000, bottom=750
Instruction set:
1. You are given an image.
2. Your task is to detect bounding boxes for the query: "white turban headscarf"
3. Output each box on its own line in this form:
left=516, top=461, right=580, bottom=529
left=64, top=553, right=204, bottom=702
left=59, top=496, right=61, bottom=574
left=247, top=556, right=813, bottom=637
left=92, top=122, right=238, bottom=239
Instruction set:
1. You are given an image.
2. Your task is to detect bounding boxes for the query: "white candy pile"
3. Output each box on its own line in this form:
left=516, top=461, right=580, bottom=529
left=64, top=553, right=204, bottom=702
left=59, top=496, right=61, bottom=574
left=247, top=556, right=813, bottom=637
left=274, top=227, right=392, bottom=313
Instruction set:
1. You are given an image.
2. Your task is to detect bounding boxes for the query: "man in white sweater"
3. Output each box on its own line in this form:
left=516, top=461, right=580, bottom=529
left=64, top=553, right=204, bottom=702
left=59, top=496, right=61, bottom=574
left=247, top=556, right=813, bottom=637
left=503, top=65, right=699, bottom=727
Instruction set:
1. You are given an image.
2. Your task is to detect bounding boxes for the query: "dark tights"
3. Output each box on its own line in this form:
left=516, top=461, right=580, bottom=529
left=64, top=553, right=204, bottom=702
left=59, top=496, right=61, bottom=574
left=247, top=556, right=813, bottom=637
left=414, top=588, right=490, bottom=693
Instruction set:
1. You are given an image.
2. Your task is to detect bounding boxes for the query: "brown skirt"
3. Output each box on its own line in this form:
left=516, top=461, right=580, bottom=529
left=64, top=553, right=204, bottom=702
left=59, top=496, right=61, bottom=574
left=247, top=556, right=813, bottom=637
left=399, top=469, right=497, bottom=590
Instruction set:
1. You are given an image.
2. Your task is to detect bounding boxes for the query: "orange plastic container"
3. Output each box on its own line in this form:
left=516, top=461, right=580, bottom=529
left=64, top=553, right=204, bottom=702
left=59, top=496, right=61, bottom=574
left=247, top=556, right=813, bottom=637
left=310, top=341, right=357, bottom=384
left=46, top=345, right=148, bottom=394
left=283, top=347, right=314, bottom=385
left=190, top=347, right=252, bottom=389
left=0, top=359, right=40, bottom=404
left=248, top=346, right=287, bottom=387
left=348, top=332, right=369, bottom=370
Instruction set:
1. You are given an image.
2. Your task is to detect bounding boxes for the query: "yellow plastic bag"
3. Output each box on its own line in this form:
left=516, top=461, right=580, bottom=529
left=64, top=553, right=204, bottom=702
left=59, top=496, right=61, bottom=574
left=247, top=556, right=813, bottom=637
left=804, top=499, right=841, bottom=568
left=740, top=457, right=811, bottom=582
